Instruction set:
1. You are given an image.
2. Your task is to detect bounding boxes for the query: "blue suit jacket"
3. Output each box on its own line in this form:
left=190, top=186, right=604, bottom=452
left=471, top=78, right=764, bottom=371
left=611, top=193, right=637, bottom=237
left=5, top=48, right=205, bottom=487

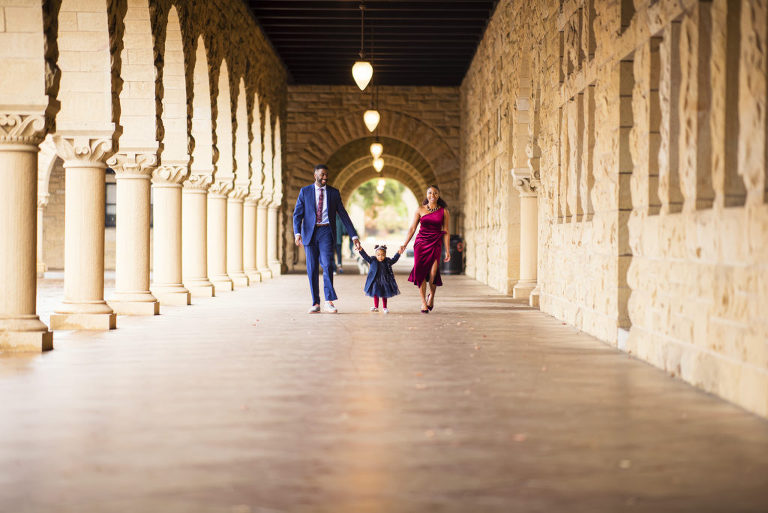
left=359, top=248, right=401, bottom=291
left=293, top=184, right=358, bottom=245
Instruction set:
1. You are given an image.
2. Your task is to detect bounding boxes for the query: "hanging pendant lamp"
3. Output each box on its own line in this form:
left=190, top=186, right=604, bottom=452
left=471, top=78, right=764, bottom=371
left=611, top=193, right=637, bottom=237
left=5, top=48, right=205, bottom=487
left=370, top=141, right=383, bottom=159
left=364, top=109, right=380, bottom=132
left=352, top=5, right=373, bottom=90
left=373, top=157, right=384, bottom=172
left=376, top=178, right=386, bottom=194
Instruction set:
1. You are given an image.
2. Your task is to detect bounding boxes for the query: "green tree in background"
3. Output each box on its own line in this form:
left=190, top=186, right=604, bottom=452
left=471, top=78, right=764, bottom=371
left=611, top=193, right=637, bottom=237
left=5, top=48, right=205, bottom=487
left=349, top=179, right=411, bottom=238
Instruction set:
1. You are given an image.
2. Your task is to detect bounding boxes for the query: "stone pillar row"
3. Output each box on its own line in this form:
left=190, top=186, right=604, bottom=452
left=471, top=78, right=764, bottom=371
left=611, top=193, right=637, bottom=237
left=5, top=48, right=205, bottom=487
left=0, top=121, right=283, bottom=351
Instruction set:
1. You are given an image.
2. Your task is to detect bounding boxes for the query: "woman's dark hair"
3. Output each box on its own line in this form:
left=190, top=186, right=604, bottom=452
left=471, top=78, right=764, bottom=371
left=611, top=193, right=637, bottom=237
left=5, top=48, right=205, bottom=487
left=422, top=185, right=448, bottom=208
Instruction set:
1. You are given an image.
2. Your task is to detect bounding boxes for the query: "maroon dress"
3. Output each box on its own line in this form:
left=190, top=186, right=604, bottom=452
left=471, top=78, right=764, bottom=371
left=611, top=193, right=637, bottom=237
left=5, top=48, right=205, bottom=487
left=408, top=208, right=446, bottom=287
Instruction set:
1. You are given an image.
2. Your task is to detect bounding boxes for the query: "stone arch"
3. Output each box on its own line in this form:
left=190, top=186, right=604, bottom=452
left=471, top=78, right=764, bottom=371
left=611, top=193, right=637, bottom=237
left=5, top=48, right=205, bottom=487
left=213, top=59, right=234, bottom=185
left=159, top=4, right=188, bottom=165
left=337, top=156, right=426, bottom=204
left=262, top=105, right=273, bottom=202
left=249, top=92, right=264, bottom=199
left=233, top=77, right=250, bottom=191
left=116, top=0, right=157, bottom=153
left=295, top=109, right=459, bottom=204
left=272, top=115, right=282, bottom=205
left=190, top=35, right=213, bottom=175
left=38, top=136, right=58, bottom=200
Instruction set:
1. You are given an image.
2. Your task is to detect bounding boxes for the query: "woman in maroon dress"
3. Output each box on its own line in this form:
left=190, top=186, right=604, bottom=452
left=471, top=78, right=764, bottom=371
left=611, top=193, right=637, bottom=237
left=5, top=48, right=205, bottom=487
left=400, top=185, right=451, bottom=313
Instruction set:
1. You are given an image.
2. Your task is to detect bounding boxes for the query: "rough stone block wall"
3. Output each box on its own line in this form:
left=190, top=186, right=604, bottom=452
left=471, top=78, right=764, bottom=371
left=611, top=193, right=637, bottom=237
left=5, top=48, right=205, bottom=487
left=462, top=0, right=768, bottom=417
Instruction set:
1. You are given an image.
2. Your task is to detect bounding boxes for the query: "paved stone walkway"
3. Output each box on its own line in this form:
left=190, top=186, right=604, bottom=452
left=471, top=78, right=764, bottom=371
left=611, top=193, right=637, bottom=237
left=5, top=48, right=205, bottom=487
left=2, top=271, right=768, bottom=512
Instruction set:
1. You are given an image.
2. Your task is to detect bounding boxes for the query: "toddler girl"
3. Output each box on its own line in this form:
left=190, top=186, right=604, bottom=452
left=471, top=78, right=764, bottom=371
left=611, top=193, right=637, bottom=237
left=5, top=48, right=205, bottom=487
left=358, top=244, right=403, bottom=313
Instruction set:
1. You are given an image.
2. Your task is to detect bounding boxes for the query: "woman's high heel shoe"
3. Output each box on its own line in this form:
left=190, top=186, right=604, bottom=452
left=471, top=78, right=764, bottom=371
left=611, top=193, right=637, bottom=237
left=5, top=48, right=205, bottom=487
left=426, top=293, right=434, bottom=311
left=420, top=303, right=429, bottom=314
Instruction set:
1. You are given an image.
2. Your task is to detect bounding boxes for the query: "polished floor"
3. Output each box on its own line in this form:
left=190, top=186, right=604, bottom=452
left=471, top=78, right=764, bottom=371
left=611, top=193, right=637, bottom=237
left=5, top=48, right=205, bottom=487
left=2, top=268, right=768, bottom=512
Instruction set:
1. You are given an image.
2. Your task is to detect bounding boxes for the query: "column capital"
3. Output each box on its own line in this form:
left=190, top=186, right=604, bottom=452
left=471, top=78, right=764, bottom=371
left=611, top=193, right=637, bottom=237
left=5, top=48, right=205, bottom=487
left=53, top=135, right=114, bottom=166
left=247, top=184, right=264, bottom=203
left=183, top=173, right=213, bottom=192
left=0, top=113, right=48, bottom=146
left=229, top=184, right=250, bottom=201
left=270, top=191, right=283, bottom=208
left=209, top=179, right=234, bottom=198
left=511, top=167, right=541, bottom=197
left=107, top=152, right=157, bottom=178
left=152, top=164, right=189, bottom=186
left=37, top=193, right=50, bottom=209
left=259, top=191, right=273, bottom=207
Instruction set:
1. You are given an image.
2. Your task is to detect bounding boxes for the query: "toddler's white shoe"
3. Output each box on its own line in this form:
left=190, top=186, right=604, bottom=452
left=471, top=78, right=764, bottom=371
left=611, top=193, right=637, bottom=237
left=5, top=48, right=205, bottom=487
left=382, top=308, right=389, bottom=314
left=370, top=306, right=378, bottom=312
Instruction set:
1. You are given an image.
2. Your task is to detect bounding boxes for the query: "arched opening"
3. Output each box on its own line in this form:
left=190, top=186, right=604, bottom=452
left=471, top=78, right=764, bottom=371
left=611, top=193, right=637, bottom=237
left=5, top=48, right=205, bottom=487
left=346, top=177, right=419, bottom=257
left=160, top=5, right=188, bottom=165
left=191, top=36, right=214, bottom=175
left=234, top=78, right=249, bottom=189
left=213, top=59, right=234, bottom=185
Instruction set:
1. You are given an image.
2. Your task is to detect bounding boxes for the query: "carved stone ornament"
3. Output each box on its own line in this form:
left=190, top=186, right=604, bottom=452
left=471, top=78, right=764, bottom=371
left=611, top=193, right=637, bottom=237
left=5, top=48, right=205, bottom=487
left=107, top=152, right=158, bottom=178
left=208, top=178, right=235, bottom=197
left=182, top=173, right=214, bottom=192
left=37, top=193, right=51, bottom=209
left=0, top=113, right=48, bottom=145
left=511, top=167, right=540, bottom=197
left=53, top=135, right=114, bottom=164
left=271, top=190, right=283, bottom=207
left=228, top=184, right=250, bottom=201
left=152, top=165, right=189, bottom=185
left=247, top=184, right=264, bottom=202
left=258, top=191, right=273, bottom=207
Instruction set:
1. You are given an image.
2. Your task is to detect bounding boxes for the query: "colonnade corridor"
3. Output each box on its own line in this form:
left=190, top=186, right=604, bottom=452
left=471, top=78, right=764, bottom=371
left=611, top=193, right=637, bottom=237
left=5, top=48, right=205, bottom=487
left=1, top=272, right=766, bottom=512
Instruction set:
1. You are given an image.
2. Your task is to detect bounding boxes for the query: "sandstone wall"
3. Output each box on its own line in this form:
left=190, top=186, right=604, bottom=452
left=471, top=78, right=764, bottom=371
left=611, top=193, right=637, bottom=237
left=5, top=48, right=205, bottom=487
left=462, top=0, right=768, bottom=417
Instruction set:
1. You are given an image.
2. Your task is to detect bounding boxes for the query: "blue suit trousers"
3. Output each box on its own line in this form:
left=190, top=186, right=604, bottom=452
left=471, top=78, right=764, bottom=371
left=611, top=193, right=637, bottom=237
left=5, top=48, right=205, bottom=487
left=305, top=224, right=337, bottom=304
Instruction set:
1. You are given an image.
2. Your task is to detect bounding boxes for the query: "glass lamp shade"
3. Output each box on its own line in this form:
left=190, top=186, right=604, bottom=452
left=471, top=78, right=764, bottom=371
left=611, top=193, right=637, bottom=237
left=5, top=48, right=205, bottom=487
left=352, top=61, right=373, bottom=91
left=372, top=157, right=384, bottom=172
left=376, top=178, right=386, bottom=194
left=363, top=109, right=380, bottom=132
left=370, top=142, right=383, bottom=159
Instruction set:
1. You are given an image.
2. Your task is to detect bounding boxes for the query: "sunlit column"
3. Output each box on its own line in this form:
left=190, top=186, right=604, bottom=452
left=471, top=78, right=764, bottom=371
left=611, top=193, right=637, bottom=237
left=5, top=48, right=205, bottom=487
left=267, top=203, right=281, bottom=276
left=36, top=193, right=49, bottom=278
left=151, top=163, right=190, bottom=305
left=207, top=180, right=234, bottom=291
left=226, top=185, right=249, bottom=287
left=256, top=195, right=272, bottom=280
left=182, top=174, right=215, bottom=297
left=50, top=136, right=116, bottom=330
left=0, top=113, right=53, bottom=351
left=511, top=168, right=540, bottom=307
left=107, top=152, right=159, bottom=315
left=243, top=196, right=261, bottom=283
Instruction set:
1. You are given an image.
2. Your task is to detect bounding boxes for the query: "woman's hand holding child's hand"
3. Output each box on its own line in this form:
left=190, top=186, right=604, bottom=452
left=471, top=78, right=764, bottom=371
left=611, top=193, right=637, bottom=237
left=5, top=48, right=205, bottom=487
left=399, top=245, right=406, bottom=254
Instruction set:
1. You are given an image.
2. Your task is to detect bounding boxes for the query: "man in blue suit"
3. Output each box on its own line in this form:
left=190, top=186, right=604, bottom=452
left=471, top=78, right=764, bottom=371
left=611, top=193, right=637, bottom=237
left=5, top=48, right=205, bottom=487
left=294, top=164, right=361, bottom=313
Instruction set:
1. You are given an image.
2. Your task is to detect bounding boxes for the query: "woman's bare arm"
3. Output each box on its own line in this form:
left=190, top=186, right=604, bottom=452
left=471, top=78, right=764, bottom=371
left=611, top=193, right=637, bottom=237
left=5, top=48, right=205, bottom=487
left=442, top=209, right=451, bottom=262
left=400, top=208, right=422, bottom=253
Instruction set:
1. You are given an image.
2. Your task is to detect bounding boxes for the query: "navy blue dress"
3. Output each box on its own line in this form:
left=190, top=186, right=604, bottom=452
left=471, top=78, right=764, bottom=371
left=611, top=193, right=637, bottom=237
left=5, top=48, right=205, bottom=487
left=359, top=249, right=401, bottom=298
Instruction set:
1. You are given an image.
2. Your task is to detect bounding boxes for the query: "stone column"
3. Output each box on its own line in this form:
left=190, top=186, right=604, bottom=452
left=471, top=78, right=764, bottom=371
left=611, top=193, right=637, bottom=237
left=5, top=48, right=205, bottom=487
left=243, top=196, right=261, bottom=283
left=511, top=168, right=541, bottom=307
left=151, top=164, right=191, bottom=305
left=267, top=203, right=281, bottom=276
left=182, top=174, right=215, bottom=297
left=256, top=195, right=272, bottom=280
left=50, top=136, right=116, bottom=330
left=0, top=113, right=53, bottom=351
left=107, top=153, right=159, bottom=315
left=226, top=185, right=249, bottom=287
left=36, top=194, right=49, bottom=278
left=207, top=180, right=234, bottom=291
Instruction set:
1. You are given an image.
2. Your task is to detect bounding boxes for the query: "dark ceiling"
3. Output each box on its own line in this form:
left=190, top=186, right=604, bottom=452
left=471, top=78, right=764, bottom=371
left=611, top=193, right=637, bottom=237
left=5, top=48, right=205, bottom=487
left=245, top=0, right=499, bottom=86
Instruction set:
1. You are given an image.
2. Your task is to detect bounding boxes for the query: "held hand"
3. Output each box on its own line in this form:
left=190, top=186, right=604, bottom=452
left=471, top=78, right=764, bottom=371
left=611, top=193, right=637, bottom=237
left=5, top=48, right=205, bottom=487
left=353, top=238, right=362, bottom=251
left=295, top=234, right=303, bottom=246
left=399, top=245, right=406, bottom=254
left=444, top=251, right=451, bottom=263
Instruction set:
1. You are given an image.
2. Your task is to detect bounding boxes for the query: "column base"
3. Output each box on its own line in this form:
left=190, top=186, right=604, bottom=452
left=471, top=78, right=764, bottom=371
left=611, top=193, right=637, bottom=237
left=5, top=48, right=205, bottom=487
left=229, top=274, right=249, bottom=287
left=152, top=288, right=191, bottom=306
left=211, top=276, right=234, bottom=292
left=269, top=261, right=282, bottom=276
left=529, top=286, right=540, bottom=308
left=108, top=300, right=160, bottom=316
left=245, top=270, right=262, bottom=284
left=0, top=330, right=53, bottom=352
left=513, top=280, right=537, bottom=300
left=259, top=268, right=273, bottom=280
left=185, top=282, right=215, bottom=297
left=50, top=313, right=116, bottom=331
left=36, top=262, right=47, bottom=278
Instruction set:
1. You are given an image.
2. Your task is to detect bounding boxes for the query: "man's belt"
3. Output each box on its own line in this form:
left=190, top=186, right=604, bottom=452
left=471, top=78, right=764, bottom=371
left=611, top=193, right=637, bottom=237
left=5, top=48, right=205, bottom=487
left=316, top=223, right=330, bottom=226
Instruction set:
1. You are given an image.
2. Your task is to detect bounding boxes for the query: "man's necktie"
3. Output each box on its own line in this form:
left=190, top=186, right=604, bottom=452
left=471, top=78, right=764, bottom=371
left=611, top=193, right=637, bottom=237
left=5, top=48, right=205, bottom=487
left=316, top=188, right=324, bottom=224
